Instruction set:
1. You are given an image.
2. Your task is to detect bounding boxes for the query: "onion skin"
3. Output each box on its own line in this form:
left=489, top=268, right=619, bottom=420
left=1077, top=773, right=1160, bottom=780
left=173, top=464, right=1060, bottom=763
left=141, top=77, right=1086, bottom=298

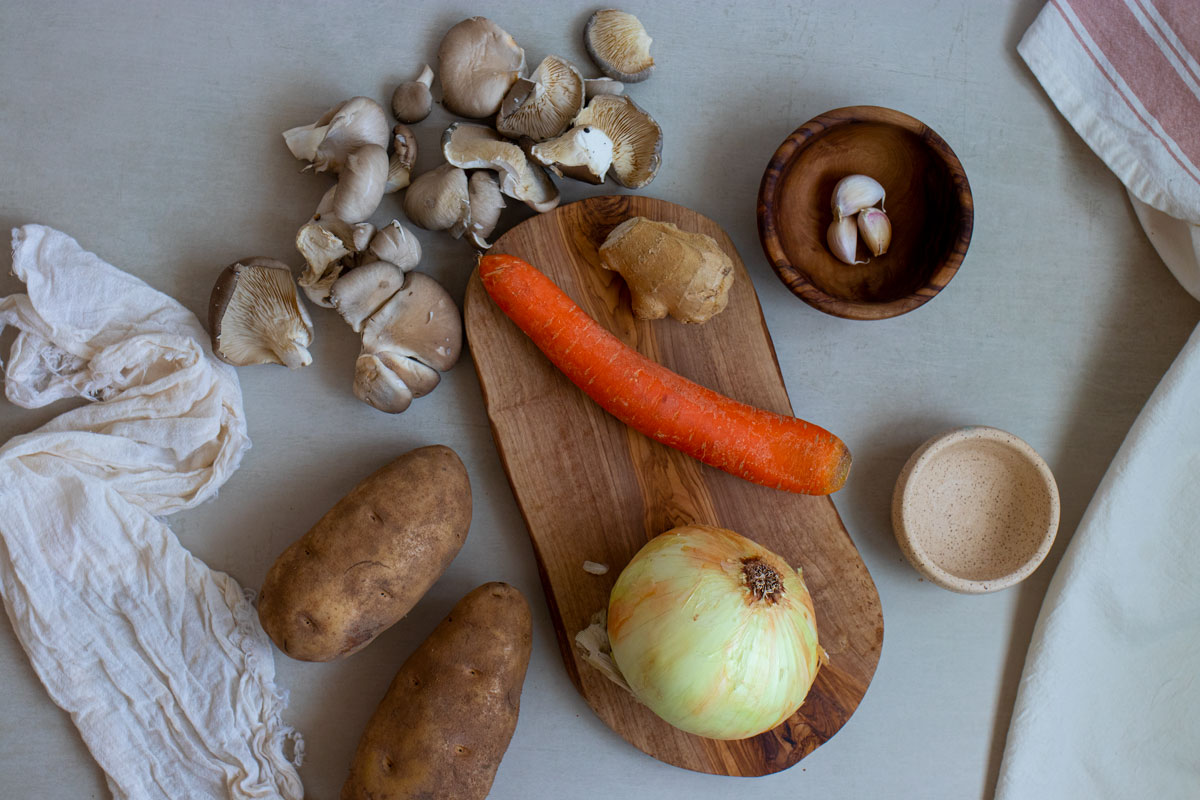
left=608, top=525, right=822, bottom=740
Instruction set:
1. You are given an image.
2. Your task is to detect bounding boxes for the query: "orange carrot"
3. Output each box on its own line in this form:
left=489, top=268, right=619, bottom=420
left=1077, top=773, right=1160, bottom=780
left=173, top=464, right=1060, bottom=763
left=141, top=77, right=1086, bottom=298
left=478, top=253, right=852, bottom=495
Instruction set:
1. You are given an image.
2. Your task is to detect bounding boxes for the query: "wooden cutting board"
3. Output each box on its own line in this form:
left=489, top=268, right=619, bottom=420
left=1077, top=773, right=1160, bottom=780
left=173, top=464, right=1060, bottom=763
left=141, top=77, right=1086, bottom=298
left=464, top=195, right=883, bottom=776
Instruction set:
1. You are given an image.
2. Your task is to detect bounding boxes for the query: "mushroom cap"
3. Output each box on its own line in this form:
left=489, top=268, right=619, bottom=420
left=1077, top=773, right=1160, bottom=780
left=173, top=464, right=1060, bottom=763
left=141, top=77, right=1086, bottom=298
left=282, top=96, right=390, bottom=173
left=385, top=123, right=418, bottom=193
left=402, top=162, right=471, bottom=231
left=495, top=55, right=585, bottom=142
left=530, top=125, right=615, bottom=184
left=438, top=17, right=526, bottom=119
left=368, top=220, right=421, bottom=272
left=466, top=170, right=506, bottom=249
left=442, top=123, right=559, bottom=212
left=391, top=64, right=434, bottom=124
left=209, top=258, right=313, bottom=368
left=584, top=77, right=625, bottom=99
left=330, top=143, right=389, bottom=223
left=584, top=10, right=655, bottom=83
left=573, top=94, right=662, bottom=189
left=361, top=271, right=462, bottom=373
left=329, top=260, right=408, bottom=333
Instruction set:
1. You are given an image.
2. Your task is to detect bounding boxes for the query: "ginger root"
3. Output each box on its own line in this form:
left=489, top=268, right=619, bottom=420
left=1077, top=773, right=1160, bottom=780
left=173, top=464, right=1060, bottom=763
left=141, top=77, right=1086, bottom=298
left=599, top=217, right=734, bottom=324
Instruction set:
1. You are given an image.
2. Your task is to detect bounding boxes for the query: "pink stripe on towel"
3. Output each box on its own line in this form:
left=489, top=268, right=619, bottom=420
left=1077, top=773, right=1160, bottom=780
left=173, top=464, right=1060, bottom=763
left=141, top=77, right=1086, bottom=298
left=1149, top=0, right=1200, bottom=56
left=1062, top=0, right=1200, bottom=166
left=1051, top=0, right=1200, bottom=186
left=1133, top=0, right=1200, bottom=87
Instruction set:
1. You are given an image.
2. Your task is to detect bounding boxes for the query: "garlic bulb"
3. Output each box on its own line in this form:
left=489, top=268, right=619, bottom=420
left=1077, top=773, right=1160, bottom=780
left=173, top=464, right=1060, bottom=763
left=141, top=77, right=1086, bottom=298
left=832, top=174, right=886, bottom=220
left=607, top=525, right=823, bottom=740
left=857, top=207, right=892, bottom=256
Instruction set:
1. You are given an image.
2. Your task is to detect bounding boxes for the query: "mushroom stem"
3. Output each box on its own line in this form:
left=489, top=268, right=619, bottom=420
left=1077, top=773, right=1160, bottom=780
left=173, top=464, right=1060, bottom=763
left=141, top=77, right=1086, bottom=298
left=273, top=337, right=314, bottom=369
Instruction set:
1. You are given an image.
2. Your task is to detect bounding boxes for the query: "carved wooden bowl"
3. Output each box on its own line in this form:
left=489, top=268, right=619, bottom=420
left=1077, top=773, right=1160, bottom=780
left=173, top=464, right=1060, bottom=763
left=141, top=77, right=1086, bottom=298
left=757, top=106, right=973, bottom=320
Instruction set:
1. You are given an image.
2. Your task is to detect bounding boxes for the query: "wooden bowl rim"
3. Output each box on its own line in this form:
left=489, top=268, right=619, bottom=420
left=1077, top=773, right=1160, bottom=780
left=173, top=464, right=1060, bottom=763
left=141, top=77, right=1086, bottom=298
left=757, top=105, right=974, bottom=321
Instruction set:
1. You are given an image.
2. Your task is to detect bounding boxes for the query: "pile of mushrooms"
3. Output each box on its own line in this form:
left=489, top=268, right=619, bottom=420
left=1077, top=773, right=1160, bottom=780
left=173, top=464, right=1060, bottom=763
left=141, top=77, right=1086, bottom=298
left=404, top=12, right=663, bottom=241
left=207, top=10, right=663, bottom=416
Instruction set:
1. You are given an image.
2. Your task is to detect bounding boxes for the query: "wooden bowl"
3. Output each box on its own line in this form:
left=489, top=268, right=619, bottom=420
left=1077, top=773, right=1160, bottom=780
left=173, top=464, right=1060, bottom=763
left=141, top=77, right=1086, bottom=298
left=891, top=426, right=1060, bottom=594
left=757, top=106, right=973, bottom=320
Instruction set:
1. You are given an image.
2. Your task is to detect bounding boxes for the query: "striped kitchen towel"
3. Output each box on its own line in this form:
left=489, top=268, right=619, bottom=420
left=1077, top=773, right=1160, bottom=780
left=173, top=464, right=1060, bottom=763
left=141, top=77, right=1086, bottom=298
left=998, top=3, right=1200, bottom=798
left=1018, top=0, right=1200, bottom=295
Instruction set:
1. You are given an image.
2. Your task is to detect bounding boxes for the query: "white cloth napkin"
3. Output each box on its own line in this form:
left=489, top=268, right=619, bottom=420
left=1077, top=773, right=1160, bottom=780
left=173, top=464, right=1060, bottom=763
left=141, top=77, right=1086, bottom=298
left=0, top=226, right=303, bottom=799
left=998, top=3, right=1200, bottom=797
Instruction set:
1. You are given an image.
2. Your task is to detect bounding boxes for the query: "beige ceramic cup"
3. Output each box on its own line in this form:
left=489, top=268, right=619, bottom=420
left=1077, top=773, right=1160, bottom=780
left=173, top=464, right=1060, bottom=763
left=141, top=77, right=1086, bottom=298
left=891, top=426, right=1060, bottom=594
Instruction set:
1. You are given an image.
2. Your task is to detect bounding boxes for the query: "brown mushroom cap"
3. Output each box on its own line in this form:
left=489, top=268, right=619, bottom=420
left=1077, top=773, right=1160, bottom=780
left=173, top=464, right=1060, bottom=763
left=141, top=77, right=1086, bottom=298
left=208, top=258, right=313, bottom=368
left=282, top=96, right=390, bottom=174
left=572, top=94, right=662, bottom=188
left=495, top=55, right=585, bottom=142
left=330, top=144, right=389, bottom=223
left=351, top=271, right=461, bottom=413
left=438, top=17, right=526, bottom=119
left=368, top=220, right=422, bottom=272
left=329, top=261, right=408, bottom=333
left=391, top=65, right=434, bottom=124
left=361, top=271, right=462, bottom=373
left=403, top=163, right=471, bottom=231
left=584, top=10, right=655, bottom=83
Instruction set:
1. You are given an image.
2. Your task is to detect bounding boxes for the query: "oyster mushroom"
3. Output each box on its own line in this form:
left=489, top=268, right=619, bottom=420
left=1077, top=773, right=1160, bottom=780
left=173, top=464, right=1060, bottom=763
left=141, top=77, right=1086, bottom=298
left=368, top=220, right=422, bottom=271
left=584, top=77, right=624, bottom=99
left=466, top=170, right=506, bottom=249
left=572, top=94, right=662, bottom=188
left=496, top=55, right=584, bottom=142
left=329, top=261, right=409, bottom=332
left=294, top=187, right=379, bottom=307
left=441, top=122, right=558, bottom=212
left=295, top=221, right=351, bottom=307
left=208, top=258, right=313, bottom=368
left=530, top=125, right=615, bottom=184
left=391, top=64, right=434, bottom=124
left=282, top=96, right=390, bottom=174
left=438, top=17, right=526, bottom=119
left=584, top=10, right=655, bottom=83
left=328, top=143, right=389, bottom=223
left=385, top=124, right=418, bottom=193
left=354, top=271, right=463, bottom=413
left=403, top=163, right=471, bottom=231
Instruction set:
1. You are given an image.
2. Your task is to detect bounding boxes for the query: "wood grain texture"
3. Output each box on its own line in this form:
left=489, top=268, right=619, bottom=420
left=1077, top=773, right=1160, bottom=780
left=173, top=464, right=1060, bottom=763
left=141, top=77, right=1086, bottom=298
left=758, top=105, right=974, bottom=320
left=464, top=195, right=883, bottom=776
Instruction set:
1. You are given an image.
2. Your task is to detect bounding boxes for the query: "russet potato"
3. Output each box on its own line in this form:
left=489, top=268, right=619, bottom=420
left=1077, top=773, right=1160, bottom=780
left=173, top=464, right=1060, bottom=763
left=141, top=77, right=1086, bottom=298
left=341, top=582, right=533, bottom=800
left=257, top=444, right=471, bottom=662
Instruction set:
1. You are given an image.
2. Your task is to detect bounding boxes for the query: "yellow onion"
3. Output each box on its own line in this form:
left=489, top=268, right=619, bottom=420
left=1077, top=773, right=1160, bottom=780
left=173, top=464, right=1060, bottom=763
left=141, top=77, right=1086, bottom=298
left=607, top=525, right=822, bottom=740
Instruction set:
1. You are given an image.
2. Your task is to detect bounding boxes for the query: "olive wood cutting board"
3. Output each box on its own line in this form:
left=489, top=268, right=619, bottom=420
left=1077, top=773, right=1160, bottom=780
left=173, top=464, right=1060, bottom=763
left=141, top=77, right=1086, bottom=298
left=464, top=195, right=883, bottom=776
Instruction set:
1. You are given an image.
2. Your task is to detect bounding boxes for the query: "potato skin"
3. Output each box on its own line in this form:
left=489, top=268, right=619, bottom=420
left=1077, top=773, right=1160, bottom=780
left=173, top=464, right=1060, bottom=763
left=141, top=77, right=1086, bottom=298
left=257, top=445, right=471, bottom=662
left=341, top=582, right=533, bottom=800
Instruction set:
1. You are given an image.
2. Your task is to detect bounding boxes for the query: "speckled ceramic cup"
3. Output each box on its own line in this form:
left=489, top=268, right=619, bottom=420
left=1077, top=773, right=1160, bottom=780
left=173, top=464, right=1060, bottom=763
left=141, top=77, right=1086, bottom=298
left=891, top=426, right=1060, bottom=594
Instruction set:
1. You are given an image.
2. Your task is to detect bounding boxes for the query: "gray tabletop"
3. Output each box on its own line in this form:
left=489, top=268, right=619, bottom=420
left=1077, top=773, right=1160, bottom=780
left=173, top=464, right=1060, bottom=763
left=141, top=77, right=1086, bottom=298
left=1, top=1, right=1197, bottom=798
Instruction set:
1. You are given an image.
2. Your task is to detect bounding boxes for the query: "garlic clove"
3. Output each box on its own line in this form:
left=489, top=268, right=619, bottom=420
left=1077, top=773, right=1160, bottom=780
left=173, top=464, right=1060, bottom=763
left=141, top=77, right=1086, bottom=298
left=857, top=207, right=891, bottom=256
left=827, top=216, right=866, bottom=265
left=831, top=174, right=886, bottom=220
